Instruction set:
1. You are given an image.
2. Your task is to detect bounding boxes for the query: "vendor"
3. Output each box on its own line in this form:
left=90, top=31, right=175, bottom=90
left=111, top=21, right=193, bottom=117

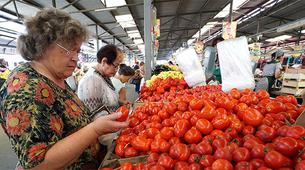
left=261, top=50, right=284, bottom=91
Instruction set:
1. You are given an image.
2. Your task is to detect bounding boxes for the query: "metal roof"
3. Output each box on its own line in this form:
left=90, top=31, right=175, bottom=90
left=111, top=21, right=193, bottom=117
left=0, top=0, right=305, bottom=60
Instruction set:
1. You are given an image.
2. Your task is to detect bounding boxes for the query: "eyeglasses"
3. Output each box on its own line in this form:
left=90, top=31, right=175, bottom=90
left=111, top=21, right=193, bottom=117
left=55, top=43, right=81, bottom=56
left=111, top=63, right=119, bottom=69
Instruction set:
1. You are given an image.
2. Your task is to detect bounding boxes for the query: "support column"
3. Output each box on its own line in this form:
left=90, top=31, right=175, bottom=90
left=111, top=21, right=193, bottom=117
left=95, top=24, right=99, bottom=50
left=144, top=0, right=152, bottom=80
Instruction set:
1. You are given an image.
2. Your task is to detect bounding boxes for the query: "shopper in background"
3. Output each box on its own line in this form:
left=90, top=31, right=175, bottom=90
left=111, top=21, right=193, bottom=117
left=0, top=59, right=10, bottom=87
left=139, top=61, right=145, bottom=77
left=211, top=37, right=224, bottom=84
left=130, top=69, right=142, bottom=93
left=111, top=64, right=135, bottom=104
left=261, top=50, right=284, bottom=91
left=78, top=44, right=125, bottom=116
left=0, top=8, right=128, bottom=170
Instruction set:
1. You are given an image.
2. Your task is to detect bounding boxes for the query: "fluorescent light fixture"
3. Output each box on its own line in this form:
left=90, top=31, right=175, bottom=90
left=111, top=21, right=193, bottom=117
left=119, top=21, right=136, bottom=28
left=277, top=17, right=305, bottom=33
left=265, top=35, right=292, bottom=42
left=0, top=21, right=25, bottom=33
left=127, top=30, right=139, bottom=34
left=115, top=14, right=133, bottom=22
left=214, top=0, right=249, bottom=18
left=103, top=0, right=126, bottom=7
left=134, top=39, right=144, bottom=45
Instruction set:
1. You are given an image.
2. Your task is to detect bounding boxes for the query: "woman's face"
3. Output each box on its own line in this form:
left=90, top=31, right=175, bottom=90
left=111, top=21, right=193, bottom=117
left=100, top=51, right=124, bottom=77
left=120, top=75, right=133, bottom=83
left=45, top=41, right=82, bottom=80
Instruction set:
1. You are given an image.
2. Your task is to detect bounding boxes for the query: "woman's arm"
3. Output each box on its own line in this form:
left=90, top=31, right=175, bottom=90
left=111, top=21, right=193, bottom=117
left=29, top=112, right=128, bottom=170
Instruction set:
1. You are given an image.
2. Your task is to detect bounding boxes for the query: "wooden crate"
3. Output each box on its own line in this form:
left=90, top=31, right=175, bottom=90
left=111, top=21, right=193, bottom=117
left=286, top=68, right=305, bottom=74
left=283, top=73, right=305, bottom=80
left=282, top=79, right=305, bottom=88
left=280, top=86, right=305, bottom=96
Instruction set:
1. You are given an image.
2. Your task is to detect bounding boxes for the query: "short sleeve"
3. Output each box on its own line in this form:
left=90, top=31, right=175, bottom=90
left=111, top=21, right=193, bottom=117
left=1, top=76, right=62, bottom=168
left=275, top=63, right=282, bottom=71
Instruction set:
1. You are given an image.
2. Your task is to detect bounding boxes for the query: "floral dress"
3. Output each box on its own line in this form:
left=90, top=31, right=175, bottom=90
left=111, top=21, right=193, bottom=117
left=0, top=63, right=100, bottom=170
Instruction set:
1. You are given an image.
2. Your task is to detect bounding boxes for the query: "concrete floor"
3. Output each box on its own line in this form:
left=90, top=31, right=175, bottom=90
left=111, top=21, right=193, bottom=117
left=0, top=128, right=17, bottom=170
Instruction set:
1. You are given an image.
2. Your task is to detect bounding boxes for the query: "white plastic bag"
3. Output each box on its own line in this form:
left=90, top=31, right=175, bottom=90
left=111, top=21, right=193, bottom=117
left=217, top=36, right=255, bottom=92
left=176, top=47, right=206, bottom=87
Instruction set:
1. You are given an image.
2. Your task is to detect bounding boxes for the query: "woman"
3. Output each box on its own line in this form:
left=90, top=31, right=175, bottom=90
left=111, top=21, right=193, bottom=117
left=111, top=64, right=135, bottom=104
left=0, top=8, right=128, bottom=170
left=78, top=44, right=125, bottom=116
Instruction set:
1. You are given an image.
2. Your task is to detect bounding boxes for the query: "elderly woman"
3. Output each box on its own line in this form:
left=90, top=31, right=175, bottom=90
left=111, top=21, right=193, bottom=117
left=0, top=8, right=127, bottom=170
left=78, top=44, right=125, bottom=115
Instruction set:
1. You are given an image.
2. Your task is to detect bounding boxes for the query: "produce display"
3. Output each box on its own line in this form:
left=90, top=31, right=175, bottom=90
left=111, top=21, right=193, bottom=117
left=145, top=71, right=183, bottom=88
left=103, top=88, right=305, bottom=170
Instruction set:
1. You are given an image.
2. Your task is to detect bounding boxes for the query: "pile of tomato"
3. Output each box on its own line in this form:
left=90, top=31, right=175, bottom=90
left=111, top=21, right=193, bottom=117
left=140, top=77, right=221, bottom=102
left=105, top=88, right=305, bottom=170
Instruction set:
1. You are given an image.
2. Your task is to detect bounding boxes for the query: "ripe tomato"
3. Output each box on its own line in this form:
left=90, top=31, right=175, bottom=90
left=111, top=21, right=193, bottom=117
left=232, top=147, right=250, bottom=162
left=146, top=128, right=160, bottom=139
left=119, top=162, right=133, bottom=170
left=160, top=127, right=174, bottom=140
left=169, top=137, right=181, bottom=145
left=189, top=99, right=204, bottom=110
left=195, top=118, right=213, bottom=135
left=243, top=108, right=263, bottom=127
left=158, top=109, right=170, bottom=120
left=151, top=138, right=170, bottom=153
left=255, top=126, right=276, bottom=142
left=177, top=101, right=188, bottom=112
left=169, top=143, right=191, bottom=161
left=128, top=117, right=140, bottom=127
left=212, top=138, right=228, bottom=150
left=250, top=144, right=265, bottom=159
left=200, top=155, right=215, bottom=167
left=124, top=146, right=138, bottom=158
left=296, top=160, right=305, bottom=170
left=229, top=88, right=241, bottom=99
left=200, top=104, right=217, bottom=120
left=264, top=150, right=293, bottom=169
left=286, top=126, right=305, bottom=139
left=147, top=152, right=159, bottom=163
left=116, top=106, right=129, bottom=122
left=250, top=159, right=266, bottom=169
left=242, top=125, right=255, bottom=135
left=235, top=161, right=254, bottom=170
left=133, top=162, right=145, bottom=170
left=195, top=140, right=213, bottom=155
left=256, top=90, right=270, bottom=100
left=115, top=142, right=127, bottom=157
left=184, top=127, right=202, bottom=144
left=214, top=147, right=232, bottom=161
left=164, top=103, right=177, bottom=115
left=188, top=153, right=201, bottom=164
left=189, top=163, right=201, bottom=170
left=215, top=95, right=234, bottom=110
left=274, top=137, right=299, bottom=157
left=157, top=153, right=174, bottom=169
left=211, top=159, right=233, bottom=170
left=131, top=136, right=151, bottom=152
left=265, top=101, right=286, bottom=114
left=174, top=119, right=190, bottom=137
left=190, top=114, right=200, bottom=126
left=212, top=117, right=230, bottom=130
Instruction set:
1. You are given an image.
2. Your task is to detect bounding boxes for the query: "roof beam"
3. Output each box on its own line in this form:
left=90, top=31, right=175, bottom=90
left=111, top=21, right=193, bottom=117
left=0, top=0, right=13, bottom=10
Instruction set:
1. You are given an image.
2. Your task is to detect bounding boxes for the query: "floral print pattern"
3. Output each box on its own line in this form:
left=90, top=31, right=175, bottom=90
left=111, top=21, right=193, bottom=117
left=0, top=63, right=98, bottom=169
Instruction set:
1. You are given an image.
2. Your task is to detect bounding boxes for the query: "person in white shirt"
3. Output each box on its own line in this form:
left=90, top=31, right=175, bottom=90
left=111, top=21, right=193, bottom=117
left=111, top=64, right=135, bottom=105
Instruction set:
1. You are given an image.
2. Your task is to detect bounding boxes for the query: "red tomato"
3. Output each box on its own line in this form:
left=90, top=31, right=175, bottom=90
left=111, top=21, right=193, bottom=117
left=169, top=143, right=191, bottom=161
left=116, top=106, right=129, bottom=122
left=212, top=117, right=230, bottom=130
left=188, top=153, right=201, bottom=164
left=146, top=128, right=160, bottom=139
left=169, top=137, right=181, bottom=145
left=250, top=144, right=265, bottom=159
left=212, top=138, right=228, bottom=150
left=124, top=146, right=138, bottom=158
left=229, top=88, right=241, bottom=99
left=157, top=153, right=174, bottom=169
left=215, top=95, right=234, bottom=110
left=214, top=147, right=232, bottom=161
left=235, top=161, right=254, bottom=170
left=147, top=152, right=159, bottom=163
left=189, top=99, right=204, bottom=110
left=160, top=127, right=174, bottom=140
left=115, top=142, right=127, bottom=157
left=128, top=117, right=140, bottom=127
left=195, top=140, right=213, bottom=155
left=189, top=163, right=201, bottom=170
left=151, top=138, right=170, bottom=153
left=158, top=109, right=170, bottom=120
left=131, top=136, right=151, bottom=152
left=174, top=161, right=189, bottom=170
left=177, top=101, right=188, bottom=112
left=256, top=90, right=270, bottom=100
left=286, top=126, right=305, bottom=139
left=200, top=155, right=215, bottom=167
left=242, top=125, right=255, bottom=135
left=174, top=119, right=191, bottom=137
left=190, top=114, right=200, bottom=126
left=200, top=104, right=217, bottom=120
left=296, top=160, right=305, bottom=170
left=255, top=126, right=276, bottom=142
left=119, top=162, right=133, bottom=170
left=133, top=162, right=145, bottom=170
left=265, top=101, right=286, bottom=114
left=243, top=108, right=263, bottom=127
left=274, top=137, right=299, bottom=157
left=211, top=159, right=233, bottom=170
left=250, top=159, right=266, bottom=169
left=164, top=103, right=177, bottom=115
left=264, top=150, right=293, bottom=169
left=232, top=147, right=250, bottom=162
left=184, top=127, right=202, bottom=144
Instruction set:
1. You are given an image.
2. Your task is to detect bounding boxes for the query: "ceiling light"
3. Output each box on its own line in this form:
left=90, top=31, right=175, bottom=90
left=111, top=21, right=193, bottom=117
left=115, top=14, right=133, bottom=22
left=128, top=32, right=141, bottom=38
left=265, top=35, right=292, bottom=42
left=103, top=0, right=126, bottom=7
left=134, top=39, right=144, bottom=45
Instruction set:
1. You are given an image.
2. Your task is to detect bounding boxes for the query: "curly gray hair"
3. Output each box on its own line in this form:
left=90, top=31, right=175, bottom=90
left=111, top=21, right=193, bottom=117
left=17, top=8, right=88, bottom=61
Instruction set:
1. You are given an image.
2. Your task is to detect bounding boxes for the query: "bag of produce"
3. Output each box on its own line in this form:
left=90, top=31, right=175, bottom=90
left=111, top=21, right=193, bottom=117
left=176, top=47, right=206, bottom=87
left=217, top=36, right=255, bottom=92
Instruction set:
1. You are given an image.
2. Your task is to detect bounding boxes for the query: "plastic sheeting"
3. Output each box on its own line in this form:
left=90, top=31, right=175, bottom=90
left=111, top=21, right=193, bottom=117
left=217, top=36, right=255, bottom=92
left=176, top=47, right=206, bottom=87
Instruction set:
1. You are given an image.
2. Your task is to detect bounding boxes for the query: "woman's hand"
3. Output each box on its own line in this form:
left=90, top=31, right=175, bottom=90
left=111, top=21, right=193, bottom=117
left=92, top=112, right=128, bottom=136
